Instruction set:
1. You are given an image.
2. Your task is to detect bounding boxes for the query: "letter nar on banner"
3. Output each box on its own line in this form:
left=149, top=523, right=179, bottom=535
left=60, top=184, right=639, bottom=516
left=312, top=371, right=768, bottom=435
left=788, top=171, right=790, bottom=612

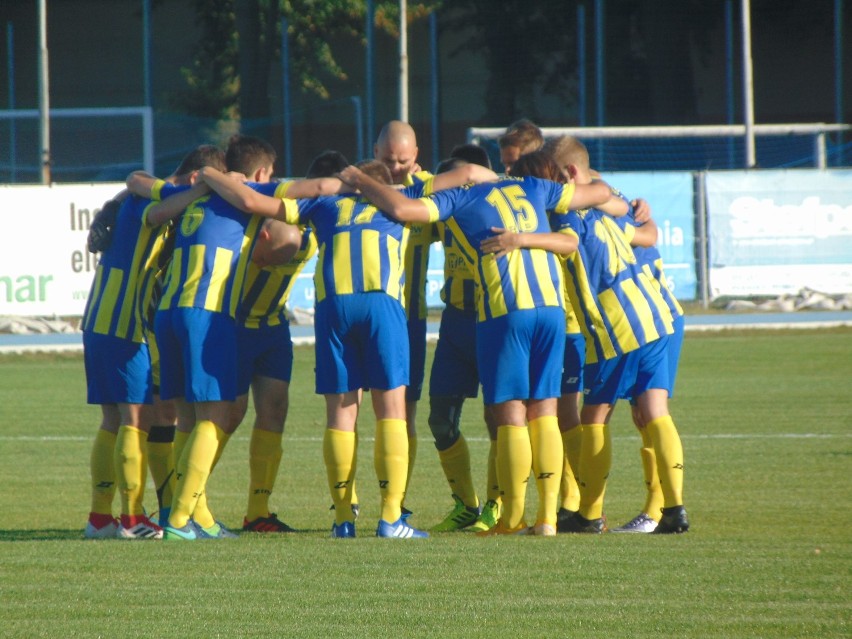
left=0, top=183, right=125, bottom=317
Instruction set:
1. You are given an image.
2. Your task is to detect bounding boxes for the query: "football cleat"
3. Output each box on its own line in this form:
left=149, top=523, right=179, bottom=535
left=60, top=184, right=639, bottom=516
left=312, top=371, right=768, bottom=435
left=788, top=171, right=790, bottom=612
left=652, top=506, right=690, bottom=534
left=243, top=513, right=298, bottom=533
left=612, top=512, right=659, bottom=534
left=376, top=517, right=429, bottom=539
left=558, top=511, right=607, bottom=534
left=196, top=520, right=239, bottom=539
left=163, top=521, right=201, bottom=541
left=468, top=499, right=501, bottom=532
left=431, top=495, right=481, bottom=532
left=556, top=507, right=579, bottom=533
left=400, top=506, right=414, bottom=521
left=475, top=519, right=529, bottom=537
left=117, top=514, right=163, bottom=540
left=331, top=521, right=356, bottom=538
left=84, top=514, right=119, bottom=540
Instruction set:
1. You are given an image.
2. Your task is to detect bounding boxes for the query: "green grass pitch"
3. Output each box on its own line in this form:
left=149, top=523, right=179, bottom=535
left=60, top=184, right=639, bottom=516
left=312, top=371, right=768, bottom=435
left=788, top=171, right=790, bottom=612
left=0, top=328, right=849, bottom=638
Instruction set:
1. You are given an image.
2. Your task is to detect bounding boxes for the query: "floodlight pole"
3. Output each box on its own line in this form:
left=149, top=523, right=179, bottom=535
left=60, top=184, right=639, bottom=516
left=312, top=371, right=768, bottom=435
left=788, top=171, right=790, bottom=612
left=38, top=0, right=51, bottom=183
left=399, top=0, right=408, bottom=122
left=741, top=0, right=756, bottom=168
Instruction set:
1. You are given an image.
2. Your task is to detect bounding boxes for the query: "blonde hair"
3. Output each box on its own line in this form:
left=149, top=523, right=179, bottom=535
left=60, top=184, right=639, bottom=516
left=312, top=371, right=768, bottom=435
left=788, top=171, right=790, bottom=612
left=543, top=136, right=590, bottom=172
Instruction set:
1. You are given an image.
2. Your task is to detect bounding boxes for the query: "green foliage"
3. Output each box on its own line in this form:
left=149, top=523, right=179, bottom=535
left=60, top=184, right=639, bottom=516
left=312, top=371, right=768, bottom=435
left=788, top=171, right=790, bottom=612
left=171, top=0, right=440, bottom=119
left=0, top=329, right=850, bottom=637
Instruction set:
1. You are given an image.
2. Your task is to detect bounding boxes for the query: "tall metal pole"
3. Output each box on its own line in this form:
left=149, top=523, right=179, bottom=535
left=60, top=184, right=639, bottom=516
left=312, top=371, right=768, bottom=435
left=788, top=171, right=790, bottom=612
left=835, top=0, right=844, bottom=166
left=142, top=0, right=151, bottom=108
left=725, top=0, right=735, bottom=168
left=6, top=22, right=16, bottom=182
left=741, top=0, right=756, bottom=168
left=577, top=3, right=586, bottom=127
left=429, top=11, right=439, bottom=167
left=37, top=0, right=50, bottom=184
left=594, top=0, right=605, bottom=166
left=281, top=16, right=292, bottom=176
left=399, top=0, right=408, bottom=122
left=366, top=0, right=374, bottom=148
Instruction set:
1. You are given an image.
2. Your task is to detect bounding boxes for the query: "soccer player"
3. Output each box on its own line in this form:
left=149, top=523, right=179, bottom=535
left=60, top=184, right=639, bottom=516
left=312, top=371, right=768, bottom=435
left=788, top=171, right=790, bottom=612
left=610, top=212, right=687, bottom=533
left=426, top=154, right=499, bottom=533
left=225, top=142, right=344, bottom=534
left=127, top=138, right=301, bottom=541
left=373, top=120, right=433, bottom=518
left=82, top=145, right=226, bottom=540
left=340, top=156, right=613, bottom=536
left=498, top=118, right=544, bottom=173
left=517, top=142, right=689, bottom=534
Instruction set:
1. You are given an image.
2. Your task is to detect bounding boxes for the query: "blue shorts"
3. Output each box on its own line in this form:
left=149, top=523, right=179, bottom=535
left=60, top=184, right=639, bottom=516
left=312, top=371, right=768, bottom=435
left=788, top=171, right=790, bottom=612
left=155, top=307, right=238, bottom=403
left=406, top=317, right=427, bottom=402
left=236, top=321, right=294, bottom=395
left=314, top=292, right=409, bottom=394
left=83, top=332, right=152, bottom=405
left=585, top=335, right=671, bottom=405
left=561, top=332, right=586, bottom=394
left=476, top=307, right=565, bottom=405
left=666, top=314, right=685, bottom=397
left=429, top=305, right=479, bottom=398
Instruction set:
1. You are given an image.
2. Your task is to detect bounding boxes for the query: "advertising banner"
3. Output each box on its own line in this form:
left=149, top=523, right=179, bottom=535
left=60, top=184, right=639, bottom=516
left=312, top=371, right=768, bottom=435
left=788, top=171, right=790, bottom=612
left=0, top=183, right=123, bottom=317
left=706, top=170, right=852, bottom=298
left=601, top=171, right=697, bottom=300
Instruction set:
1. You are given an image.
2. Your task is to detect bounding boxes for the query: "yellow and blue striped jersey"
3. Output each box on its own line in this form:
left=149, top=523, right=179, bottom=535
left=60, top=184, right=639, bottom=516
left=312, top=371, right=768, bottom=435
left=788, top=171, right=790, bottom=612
left=157, top=191, right=265, bottom=318
left=616, top=213, right=684, bottom=322
left=435, top=222, right=478, bottom=313
left=551, top=208, right=674, bottom=364
left=402, top=170, right=436, bottom=321
left=281, top=191, right=410, bottom=304
left=238, top=227, right=318, bottom=328
left=232, top=181, right=318, bottom=327
left=82, top=181, right=175, bottom=342
left=420, top=176, right=576, bottom=323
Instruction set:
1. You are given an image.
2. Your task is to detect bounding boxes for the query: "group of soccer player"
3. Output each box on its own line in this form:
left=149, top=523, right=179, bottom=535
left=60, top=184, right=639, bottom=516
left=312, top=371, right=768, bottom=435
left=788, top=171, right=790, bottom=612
left=82, top=117, right=689, bottom=541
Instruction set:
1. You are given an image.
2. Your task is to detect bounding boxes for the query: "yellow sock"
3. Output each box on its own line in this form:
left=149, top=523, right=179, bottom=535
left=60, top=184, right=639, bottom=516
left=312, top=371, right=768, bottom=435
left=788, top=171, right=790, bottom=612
left=169, top=420, right=223, bottom=528
left=529, top=416, right=562, bottom=527
left=192, top=430, right=231, bottom=529
left=486, top=439, right=500, bottom=503
left=578, top=423, right=611, bottom=520
left=173, top=429, right=190, bottom=482
left=374, top=418, right=408, bottom=523
left=246, top=428, right=283, bottom=521
left=90, top=429, right=117, bottom=515
left=437, top=435, right=477, bottom=507
left=146, top=425, right=175, bottom=513
left=646, top=415, right=685, bottom=507
left=496, top=425, right=532, bottom=529
left=402, top=433, right=417, bottom=509
left=560, top=427, right=582, bottom=511
left=115, top=425, right=148, bottom=517
left=639, top=426, right=664, bottom=519
left=323, top=429, right=357, bottom=525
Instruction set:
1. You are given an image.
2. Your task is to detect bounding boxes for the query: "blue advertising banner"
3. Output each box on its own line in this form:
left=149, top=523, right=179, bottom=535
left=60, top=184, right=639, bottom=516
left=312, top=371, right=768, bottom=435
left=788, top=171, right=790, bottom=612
left=601, top=172, right=697, bottom=301
left=706, top=170, right=852, bottom=298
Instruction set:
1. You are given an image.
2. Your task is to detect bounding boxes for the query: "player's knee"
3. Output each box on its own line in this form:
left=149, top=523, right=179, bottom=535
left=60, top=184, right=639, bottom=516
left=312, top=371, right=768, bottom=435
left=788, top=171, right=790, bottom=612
left=428, top=395, right=465, bottom=450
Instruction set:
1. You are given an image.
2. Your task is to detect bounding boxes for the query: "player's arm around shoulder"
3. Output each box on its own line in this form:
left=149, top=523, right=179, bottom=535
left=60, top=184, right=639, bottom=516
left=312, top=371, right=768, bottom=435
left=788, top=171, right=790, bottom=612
left=199, top=166, right=293, bottom=220
left=338, top=165, right=434, bottom=224
left=145, top=181, right=210, bottom=227
left=430, top=164, right=498, bottom=192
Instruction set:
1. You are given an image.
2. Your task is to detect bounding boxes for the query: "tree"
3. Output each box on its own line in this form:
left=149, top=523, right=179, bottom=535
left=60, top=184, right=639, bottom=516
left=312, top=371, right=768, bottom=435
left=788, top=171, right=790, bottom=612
left=171, top=0, right=439, bottom=124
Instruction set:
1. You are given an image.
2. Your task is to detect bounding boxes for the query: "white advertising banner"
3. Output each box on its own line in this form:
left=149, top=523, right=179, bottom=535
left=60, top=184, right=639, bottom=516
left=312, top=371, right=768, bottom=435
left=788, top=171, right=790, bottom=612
left=706, top=170, right=852, bottom=298
left=0, top=183, right=124, bottom=317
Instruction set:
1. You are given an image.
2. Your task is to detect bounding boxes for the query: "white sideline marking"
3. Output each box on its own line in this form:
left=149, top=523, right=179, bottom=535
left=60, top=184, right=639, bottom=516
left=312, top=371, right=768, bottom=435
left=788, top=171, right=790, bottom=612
left=0, top=432, right=848, bottom=443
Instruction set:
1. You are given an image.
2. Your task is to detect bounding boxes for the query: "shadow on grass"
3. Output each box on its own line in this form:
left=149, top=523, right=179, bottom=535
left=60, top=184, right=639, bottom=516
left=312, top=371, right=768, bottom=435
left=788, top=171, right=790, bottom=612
left=0, top=529, right=85, bottom=541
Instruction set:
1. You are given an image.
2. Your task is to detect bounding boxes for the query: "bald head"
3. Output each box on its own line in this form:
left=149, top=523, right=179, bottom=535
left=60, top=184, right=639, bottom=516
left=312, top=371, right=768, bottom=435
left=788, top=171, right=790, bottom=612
left=374, top=120, right=419, bottom=185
